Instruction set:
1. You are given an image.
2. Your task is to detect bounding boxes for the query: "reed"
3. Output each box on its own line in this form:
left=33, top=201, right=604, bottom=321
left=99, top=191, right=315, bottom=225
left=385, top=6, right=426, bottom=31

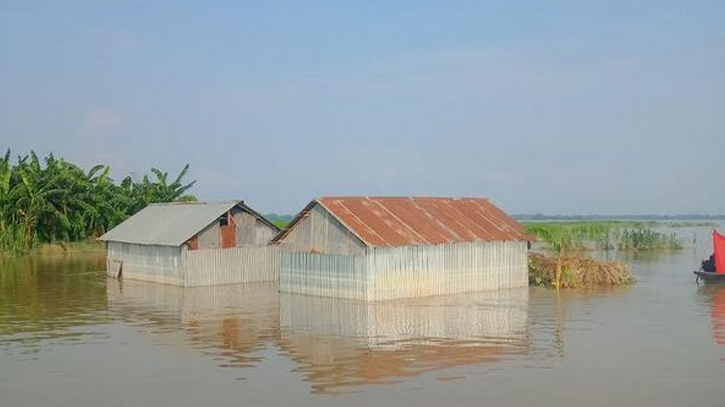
left=0, top=222, right=30, bottom=256
left=615, top=228, right=682, bottom=250
left=524, top=222, right=683, bottom=251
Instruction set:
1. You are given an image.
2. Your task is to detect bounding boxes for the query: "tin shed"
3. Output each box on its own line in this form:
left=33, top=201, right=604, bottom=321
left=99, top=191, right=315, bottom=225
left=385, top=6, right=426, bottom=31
left=100, top=201, right=280, bottom=286
left=273, top=197, right=529, bottom=300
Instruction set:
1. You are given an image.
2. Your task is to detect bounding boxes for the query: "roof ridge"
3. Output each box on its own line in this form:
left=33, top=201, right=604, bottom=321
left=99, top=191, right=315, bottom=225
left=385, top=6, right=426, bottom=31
left=147, top=199, right=241, bottom=206
left=306, top=196, right=524, bottom=247
left=318, top=196, right=491, bottom=201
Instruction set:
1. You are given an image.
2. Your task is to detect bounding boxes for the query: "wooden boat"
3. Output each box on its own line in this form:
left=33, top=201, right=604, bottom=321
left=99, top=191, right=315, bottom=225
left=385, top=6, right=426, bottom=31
left=694, top=270, right=725, bottom=283
left=695, top=230, right=725, bottom=283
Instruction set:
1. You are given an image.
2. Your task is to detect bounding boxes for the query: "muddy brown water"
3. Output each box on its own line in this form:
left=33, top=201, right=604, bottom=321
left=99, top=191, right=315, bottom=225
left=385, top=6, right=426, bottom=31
left=1, top=225, right=724, bottom=407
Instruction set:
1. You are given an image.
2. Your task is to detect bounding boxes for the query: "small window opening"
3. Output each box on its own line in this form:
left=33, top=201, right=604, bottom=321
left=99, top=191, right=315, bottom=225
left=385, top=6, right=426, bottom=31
left=219, top=215, right=229, bottom=227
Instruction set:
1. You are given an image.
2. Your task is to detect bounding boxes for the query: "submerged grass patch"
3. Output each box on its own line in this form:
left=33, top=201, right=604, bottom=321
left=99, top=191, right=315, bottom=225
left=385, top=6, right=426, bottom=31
left=615, top=228, right=682, bottom=250
left=523, top=221, right=683, bottom=251
left=528, top=252, right=633, bottom=288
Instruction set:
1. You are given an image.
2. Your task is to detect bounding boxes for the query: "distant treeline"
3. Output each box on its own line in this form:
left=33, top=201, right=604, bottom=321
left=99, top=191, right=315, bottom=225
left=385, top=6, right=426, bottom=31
left=264, top=213, right=293, bottom=229
left=0, top=150, right=196, bottom=254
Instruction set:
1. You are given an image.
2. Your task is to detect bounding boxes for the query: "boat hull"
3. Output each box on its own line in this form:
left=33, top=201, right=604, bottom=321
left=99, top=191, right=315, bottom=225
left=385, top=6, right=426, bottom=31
left=694, top=270, right=725, bottom=283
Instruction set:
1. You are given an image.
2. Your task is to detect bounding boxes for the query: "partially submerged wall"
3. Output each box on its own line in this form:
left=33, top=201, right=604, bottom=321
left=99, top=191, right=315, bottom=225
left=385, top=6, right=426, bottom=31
left=367, top=241, right=528, bottom=301
left=279, top=241, right=528, bottom=301
left=106, top=243, right=279, bottom=287
left=106, top=242, right=184, bottom=285
left=280, top=252, right=368, bottom=300
left=183, top=245, right=279, bottom=286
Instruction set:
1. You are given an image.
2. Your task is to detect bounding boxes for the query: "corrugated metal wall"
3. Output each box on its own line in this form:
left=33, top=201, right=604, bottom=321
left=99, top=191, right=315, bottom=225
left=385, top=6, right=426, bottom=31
left=280, top=252, right=368, bottom=300
left=367, top=241, right=528, bottom=301
left=278, top=204, right=366, bottom=256
left=196, top=221, right=222, bottom=249
left=195, top=208, right=278, bottom=250
left=279, top=241, right=527, bottom=300
left=233, top=211, right=277, bottom=246
left=183, top=246, right=279, bottom=286
left=106, top=242, right=184, bottom=285
left=107, top=243, right=279, bottom=287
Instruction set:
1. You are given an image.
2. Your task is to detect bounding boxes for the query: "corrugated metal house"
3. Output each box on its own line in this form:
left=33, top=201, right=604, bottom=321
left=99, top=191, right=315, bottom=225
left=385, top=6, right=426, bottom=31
left=273, top=197, right=529, bottom=300
left=100, top=201, right=280, bottom=286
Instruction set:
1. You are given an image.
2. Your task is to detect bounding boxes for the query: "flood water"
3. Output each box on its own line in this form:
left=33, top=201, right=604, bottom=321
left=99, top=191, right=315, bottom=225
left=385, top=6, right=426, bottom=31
left=1, top=225, right=724, bottom=407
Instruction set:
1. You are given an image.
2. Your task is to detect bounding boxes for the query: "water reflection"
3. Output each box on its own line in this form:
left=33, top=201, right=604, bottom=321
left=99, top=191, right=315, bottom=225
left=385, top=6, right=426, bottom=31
left=107, top=279, right=280, bottom=368
left=696, top=286, right=725, bottom=349
left=279, top=289, right=529, bottom=394
left=0, top=254, right=107, bottom=353
left=106, top=279, right=531, bottom=393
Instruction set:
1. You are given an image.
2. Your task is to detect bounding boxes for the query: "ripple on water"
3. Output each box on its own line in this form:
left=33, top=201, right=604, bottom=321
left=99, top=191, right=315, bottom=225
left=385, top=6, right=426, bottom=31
left=2, top=230, right=725, bottom=407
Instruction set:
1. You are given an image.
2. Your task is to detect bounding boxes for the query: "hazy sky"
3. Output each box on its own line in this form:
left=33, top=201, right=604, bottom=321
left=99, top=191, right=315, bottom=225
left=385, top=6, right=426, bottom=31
left=1, top=1, right=723, bottom=215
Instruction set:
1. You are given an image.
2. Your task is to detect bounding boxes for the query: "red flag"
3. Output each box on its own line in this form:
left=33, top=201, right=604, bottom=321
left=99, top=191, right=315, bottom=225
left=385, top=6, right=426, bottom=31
left=713, top=230, right=725, bottom=274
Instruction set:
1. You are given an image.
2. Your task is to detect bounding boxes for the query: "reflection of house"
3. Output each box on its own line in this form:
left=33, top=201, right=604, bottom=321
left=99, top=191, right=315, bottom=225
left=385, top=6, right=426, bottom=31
left=106, top=279, right=280, bottom=367
left=106, top=280, right=530, bottom=394
left=100, top=201, right=279, bottom=286
left=278, top=289, right=529, bottom=393
left=273, top=197, right=529, bottom=300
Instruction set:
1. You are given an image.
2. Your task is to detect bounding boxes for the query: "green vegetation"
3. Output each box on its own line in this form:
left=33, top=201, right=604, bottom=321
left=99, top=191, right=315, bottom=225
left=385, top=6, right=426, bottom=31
left=523, top=221, right=683, bottom=251
left=616, top=228, right=682, bottom=250
left=272, top=220, right=290, bottom=229
left=265, top=213, right=293, bottom=230
left=0, top=150, right=196, bottom=256
left=524, top=222, right=641, bottom=289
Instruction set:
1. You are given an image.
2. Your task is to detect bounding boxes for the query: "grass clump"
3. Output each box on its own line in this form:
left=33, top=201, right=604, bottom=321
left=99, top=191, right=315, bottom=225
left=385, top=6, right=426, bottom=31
left=0, top=222, right=31, bottom=256
left=524, top=221, right=683, bottom=251
left=615, top=228, right=682, bottom=250
left=528, top=253, right=633, bottom=288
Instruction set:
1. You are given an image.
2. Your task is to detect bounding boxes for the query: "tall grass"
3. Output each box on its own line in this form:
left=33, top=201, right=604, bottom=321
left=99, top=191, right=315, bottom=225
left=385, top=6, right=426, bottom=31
left=615, top=228, right=682, bottom=250
left=0, top=222, right=30, bottom=256
left=524, top=221, right=682, bottom=252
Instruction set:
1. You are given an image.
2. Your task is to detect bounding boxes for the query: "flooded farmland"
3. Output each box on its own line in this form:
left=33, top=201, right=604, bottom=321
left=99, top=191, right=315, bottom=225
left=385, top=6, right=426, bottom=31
left=1, top=225, right=724, bottom=407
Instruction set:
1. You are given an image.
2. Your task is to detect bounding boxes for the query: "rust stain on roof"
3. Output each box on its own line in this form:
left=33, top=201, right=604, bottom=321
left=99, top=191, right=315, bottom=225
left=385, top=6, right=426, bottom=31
left=315, top=197, right=526, bottom=247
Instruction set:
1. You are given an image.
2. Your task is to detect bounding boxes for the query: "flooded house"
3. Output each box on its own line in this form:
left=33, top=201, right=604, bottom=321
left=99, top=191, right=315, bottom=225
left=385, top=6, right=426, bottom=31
left=272, top=197, right=529, bottom=300
left=99, top=201, right=280, bottom=286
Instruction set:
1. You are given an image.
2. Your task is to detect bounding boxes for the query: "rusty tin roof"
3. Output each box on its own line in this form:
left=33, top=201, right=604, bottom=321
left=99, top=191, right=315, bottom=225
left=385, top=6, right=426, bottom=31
left=275, top=197, right=527, bottom=247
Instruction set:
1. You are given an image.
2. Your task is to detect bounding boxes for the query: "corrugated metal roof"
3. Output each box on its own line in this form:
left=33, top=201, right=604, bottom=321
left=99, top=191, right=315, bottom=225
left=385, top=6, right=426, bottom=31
left=275, top=197, right=527, bottom=247
left=99, top=201, right=278, bottom=247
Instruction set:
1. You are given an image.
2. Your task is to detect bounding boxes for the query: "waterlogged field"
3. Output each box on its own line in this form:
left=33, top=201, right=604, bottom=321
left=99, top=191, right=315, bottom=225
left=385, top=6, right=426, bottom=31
left=1, top=224, right=724, bottom=407
left=523, top=220, right=687, bottom=251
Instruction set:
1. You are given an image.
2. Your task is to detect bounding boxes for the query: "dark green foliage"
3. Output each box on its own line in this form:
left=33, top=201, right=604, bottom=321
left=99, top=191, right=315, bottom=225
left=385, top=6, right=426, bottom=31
left=0, top=150, right=196, bottom=254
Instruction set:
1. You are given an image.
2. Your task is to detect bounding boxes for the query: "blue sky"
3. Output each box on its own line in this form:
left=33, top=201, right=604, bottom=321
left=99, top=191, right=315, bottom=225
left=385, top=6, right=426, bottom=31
left=1, top=0, right=724, bottom=214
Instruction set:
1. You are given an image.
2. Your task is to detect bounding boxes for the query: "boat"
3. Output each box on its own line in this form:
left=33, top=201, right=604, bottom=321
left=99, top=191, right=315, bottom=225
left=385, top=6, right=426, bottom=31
left=695, top=230, right=725, bottom=284
left=694, top=270, right=725, bottom=283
